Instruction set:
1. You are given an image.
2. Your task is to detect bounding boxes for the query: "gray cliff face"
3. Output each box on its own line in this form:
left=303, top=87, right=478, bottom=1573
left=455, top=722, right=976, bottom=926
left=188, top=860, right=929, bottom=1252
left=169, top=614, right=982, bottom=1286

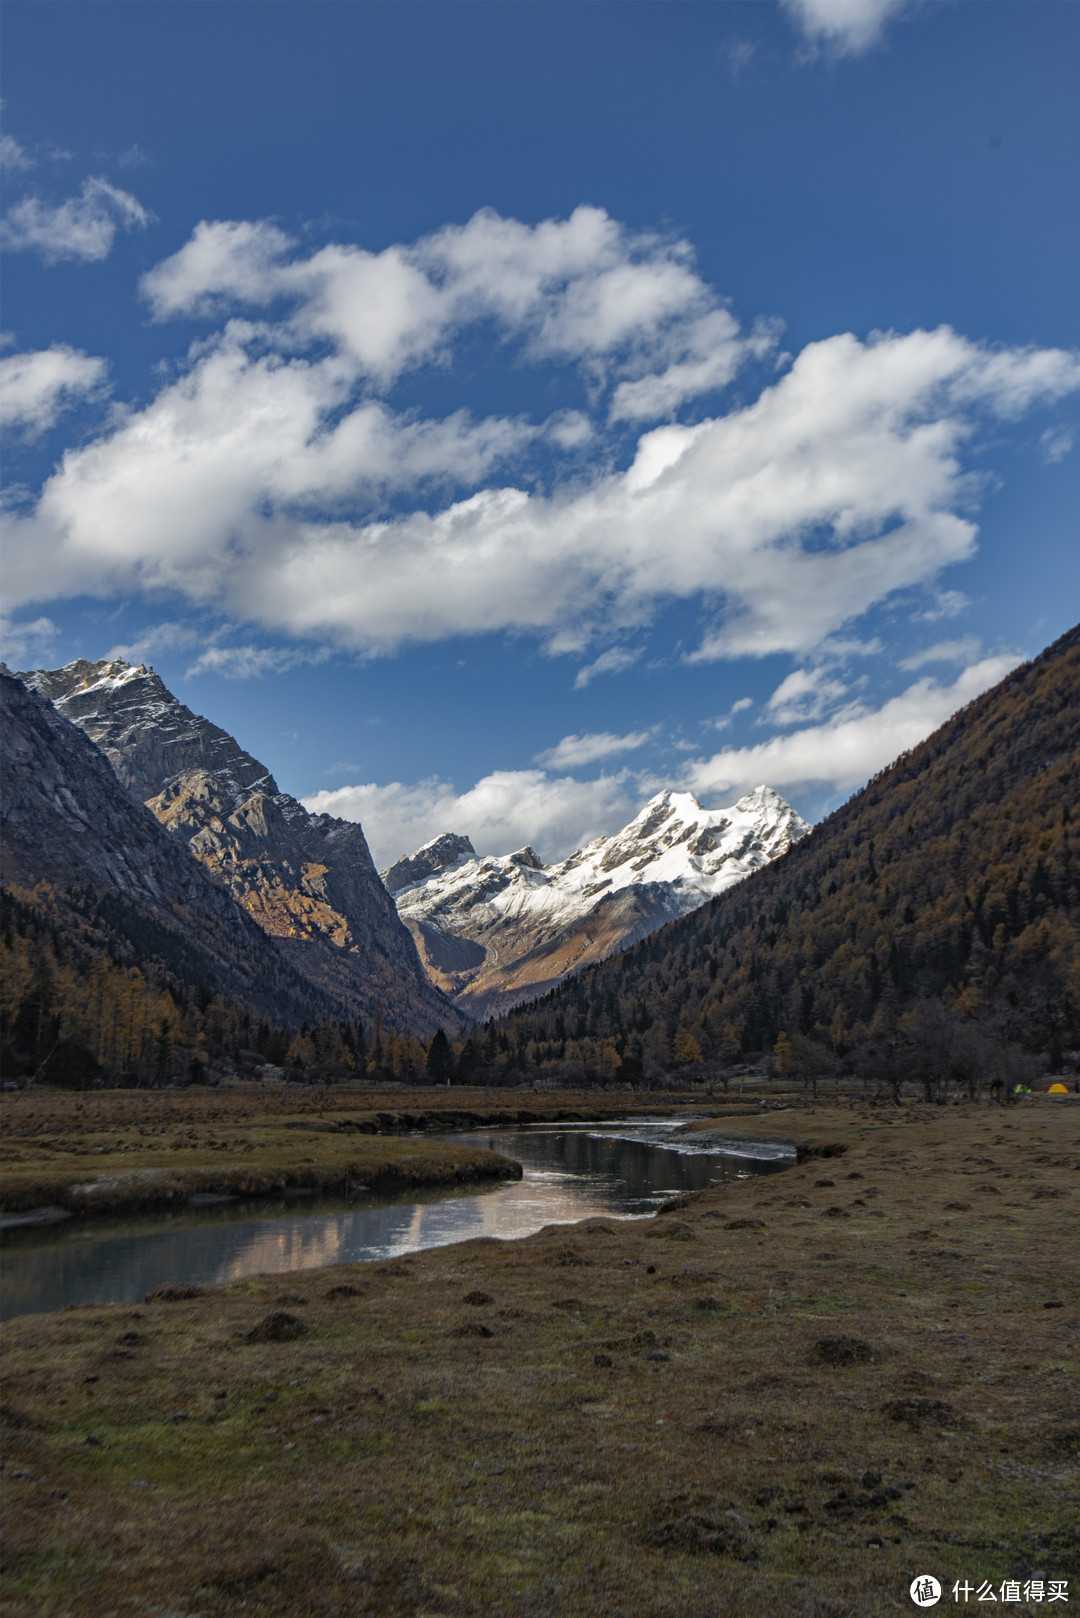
left=382, top=833, right=476, bottom=896
left=21, top=660, right=275, bottom=806
left=0, top=672, right=321, bottom=1019
left=18, top=660, right=459, bottom=1034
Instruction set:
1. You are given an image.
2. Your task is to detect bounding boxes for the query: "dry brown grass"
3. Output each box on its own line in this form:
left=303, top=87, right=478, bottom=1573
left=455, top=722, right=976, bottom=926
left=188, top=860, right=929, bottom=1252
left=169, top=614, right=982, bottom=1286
left=2, top=1097, right=1077, bottom=1617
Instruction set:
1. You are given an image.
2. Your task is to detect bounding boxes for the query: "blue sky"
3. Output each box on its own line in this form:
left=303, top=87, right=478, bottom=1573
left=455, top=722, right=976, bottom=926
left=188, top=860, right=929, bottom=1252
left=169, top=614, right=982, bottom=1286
left=2, top=0, right=1078, bottom=868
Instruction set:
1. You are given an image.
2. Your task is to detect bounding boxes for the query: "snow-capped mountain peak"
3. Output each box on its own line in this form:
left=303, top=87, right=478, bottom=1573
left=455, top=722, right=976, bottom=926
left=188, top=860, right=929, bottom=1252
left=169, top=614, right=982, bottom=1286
left=382, top=784, right=810, bottom=1017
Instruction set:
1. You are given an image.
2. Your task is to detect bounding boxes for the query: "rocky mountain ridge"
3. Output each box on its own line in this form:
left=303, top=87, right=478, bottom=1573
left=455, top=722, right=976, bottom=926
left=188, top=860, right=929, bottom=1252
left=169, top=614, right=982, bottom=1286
left=0, top=671, right=321, bottom=1022
left=17, top=659, right=458, bottom=1034
left=382, top=785, right=810, bottom=1019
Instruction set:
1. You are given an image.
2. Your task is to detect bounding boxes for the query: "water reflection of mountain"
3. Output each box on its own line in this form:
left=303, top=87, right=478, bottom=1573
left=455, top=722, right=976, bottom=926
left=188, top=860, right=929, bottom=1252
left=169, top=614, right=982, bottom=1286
left=2, top=1126, right=789, bottom=1320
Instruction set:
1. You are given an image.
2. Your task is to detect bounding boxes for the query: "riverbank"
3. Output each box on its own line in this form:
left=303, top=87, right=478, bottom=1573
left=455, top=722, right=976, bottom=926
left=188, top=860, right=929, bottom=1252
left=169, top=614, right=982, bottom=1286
left=3, top=1098, right=1077, bottom=1617
left=0, top=1085, right=703, bottom=1220
left=0, top=1115, right=527, bottom=1223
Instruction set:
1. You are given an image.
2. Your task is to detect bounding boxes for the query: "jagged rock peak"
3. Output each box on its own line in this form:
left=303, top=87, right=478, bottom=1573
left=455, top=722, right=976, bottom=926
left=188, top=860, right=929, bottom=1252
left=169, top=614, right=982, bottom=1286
left=22, top=657, right=151, bottom=701
left=382, top=832, right=477, bottom=895
left=389, top=783, right=810, bottom=1018
left=17, top=657, right=278, bottom=808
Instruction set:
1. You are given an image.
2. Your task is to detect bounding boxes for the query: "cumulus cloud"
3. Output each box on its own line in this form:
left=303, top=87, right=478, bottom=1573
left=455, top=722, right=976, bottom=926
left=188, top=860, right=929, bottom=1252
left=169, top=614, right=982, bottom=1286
left=6, top=209, right=1080, bottom=672
left=536, top=729, right=653, bottom=768
left=0, top=345, right=108, bottom=436
left=781, top=0, right=911, bottom=56
left=303, top=768, right=639, bottom=869
left=684, top=654, right=1020, bottom=802
left=140, top=207, right=763, bottom=412
left=3, top=177, right=150, bottom=263
left=10, top=323, right=1078, bottom=660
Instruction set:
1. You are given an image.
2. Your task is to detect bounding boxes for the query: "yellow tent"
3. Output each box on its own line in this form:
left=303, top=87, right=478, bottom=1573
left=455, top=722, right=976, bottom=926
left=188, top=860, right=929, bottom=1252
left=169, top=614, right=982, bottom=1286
left=1048, top=1082, right=1069, bottom=1094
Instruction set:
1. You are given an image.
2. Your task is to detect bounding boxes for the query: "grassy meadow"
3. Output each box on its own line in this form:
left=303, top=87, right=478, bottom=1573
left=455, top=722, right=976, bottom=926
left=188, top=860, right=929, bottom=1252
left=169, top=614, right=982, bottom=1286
left=1, top=1091, right=1077, bottom=1617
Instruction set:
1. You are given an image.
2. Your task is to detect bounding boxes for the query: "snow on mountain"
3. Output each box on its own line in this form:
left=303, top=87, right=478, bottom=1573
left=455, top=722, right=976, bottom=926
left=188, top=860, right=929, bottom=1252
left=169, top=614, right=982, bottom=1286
left=381, top=786, right=810, bottom=1019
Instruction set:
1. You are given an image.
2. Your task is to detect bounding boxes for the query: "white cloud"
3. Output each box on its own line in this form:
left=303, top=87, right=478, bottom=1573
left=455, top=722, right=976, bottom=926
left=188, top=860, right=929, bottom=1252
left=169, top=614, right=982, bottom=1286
left=6, top=209, right=1080, bottom=673
left=916, top=589, right=969, bottom=623
left=1041, top=425, right=1074, bottom=464
left=9, top=322, right=1078, bottom=661
left=0, top=133, right=33, bottom=173
left=184, top=642, right=329, bottom=679
left=573, top=647, right=642, bottom=689
left=685, top=654, right=1020, bottom=802
left=303, top=768, right=638, bottom=869
left=105, top=621, right=202, bottom=665
left=709, top=694, right=755, bottom=732
left=2, top=177, right=150, bottom=263
left=536, top=729, right=653, bottom=769
left=898, top=636, right=981, bottom=670
left=781, top=0, right=911, bottom=57
left=0, top=615, right=58, bottom=666
left=103, top=620, right=327, bottom=681
left=0, top=345, right=108, bottom=436
left=723, top=40, right=757, bottom=78
left=141, top=207, right=762, bottom=412
left=764, top=666, right=851, bottom=725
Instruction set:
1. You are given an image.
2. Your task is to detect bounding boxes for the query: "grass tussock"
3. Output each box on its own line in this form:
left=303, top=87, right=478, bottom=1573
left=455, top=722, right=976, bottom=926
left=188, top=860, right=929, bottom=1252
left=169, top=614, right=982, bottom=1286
left=2, top=1096, right=1077, bottom=1616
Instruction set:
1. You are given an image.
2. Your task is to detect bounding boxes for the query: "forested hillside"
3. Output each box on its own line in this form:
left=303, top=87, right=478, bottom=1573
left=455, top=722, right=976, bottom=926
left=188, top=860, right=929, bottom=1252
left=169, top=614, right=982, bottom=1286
left=0, top=887, right=430, bottom=1088
left=499, top=626, right=1079, bottom=1089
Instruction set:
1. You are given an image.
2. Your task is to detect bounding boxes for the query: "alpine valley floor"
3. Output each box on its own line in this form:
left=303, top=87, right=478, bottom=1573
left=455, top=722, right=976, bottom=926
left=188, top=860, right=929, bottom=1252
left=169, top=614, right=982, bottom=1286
left=2, top=1093, right=1077, bottom=1618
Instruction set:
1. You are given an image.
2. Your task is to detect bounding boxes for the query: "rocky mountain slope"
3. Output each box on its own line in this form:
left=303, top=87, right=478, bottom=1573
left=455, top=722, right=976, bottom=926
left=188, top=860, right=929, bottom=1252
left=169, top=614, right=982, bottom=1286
left=383, top=786, right=809, bottom=1019
left=0, top=671, right=321, bottom=1023
left=17, top=660, right=458, bottom=1034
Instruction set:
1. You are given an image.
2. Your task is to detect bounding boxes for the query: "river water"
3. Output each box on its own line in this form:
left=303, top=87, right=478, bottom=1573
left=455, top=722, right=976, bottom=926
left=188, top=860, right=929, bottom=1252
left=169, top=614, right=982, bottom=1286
left=0, top=1119, right=793, bottom=1320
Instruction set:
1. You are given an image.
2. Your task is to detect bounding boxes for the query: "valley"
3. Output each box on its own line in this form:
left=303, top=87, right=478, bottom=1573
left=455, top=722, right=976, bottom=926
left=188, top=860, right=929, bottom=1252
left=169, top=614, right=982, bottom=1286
left=3, top=1090, right=1076, bottom=1617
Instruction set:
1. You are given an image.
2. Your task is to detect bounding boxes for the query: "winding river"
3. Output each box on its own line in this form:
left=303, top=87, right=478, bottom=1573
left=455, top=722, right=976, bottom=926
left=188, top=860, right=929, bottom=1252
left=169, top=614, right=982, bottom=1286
left=0, top=1118, right=793, bottom=1319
